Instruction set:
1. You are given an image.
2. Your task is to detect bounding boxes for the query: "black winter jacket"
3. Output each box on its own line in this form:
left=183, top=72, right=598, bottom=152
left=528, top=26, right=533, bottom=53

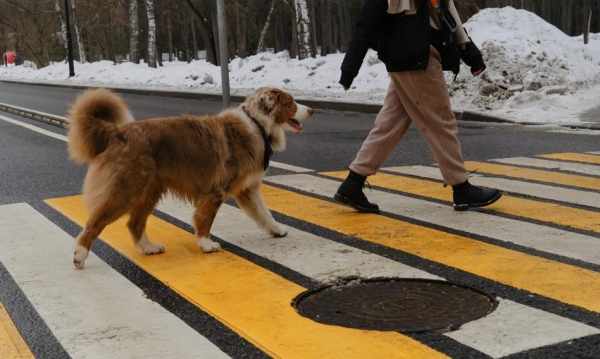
left=340, top=0, right=432, bottom=88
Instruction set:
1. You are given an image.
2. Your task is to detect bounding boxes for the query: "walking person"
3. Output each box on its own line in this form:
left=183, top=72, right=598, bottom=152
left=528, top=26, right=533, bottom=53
left=334, top=0, right=502, bottom=213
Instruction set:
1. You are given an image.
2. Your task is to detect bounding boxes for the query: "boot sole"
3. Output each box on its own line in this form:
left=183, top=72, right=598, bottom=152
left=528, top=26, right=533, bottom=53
left=453, top=192, right=503, bottom=211
left=333, top=193, right=380, bottom=214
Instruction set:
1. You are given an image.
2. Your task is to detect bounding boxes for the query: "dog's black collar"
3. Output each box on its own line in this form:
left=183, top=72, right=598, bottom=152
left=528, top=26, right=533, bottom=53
left=245, top=112, right=273, bottom=171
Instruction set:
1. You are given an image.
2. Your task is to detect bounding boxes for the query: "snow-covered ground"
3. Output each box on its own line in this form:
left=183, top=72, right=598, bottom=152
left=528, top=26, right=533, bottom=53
left=2, top=7, right=600, bottom=126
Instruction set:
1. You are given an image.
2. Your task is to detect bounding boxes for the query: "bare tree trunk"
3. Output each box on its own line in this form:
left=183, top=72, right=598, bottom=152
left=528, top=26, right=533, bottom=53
left=53, top=0, right=69, bottom=61
left=180, top=9, right=191, bottom=62
left=331, top=1, right=339, bottom=52
left=146, top=0, right=157, bottom=67
left=279, top=0, right=297, bottom=56
left=69, top=0, right=85, bottom=63
left=156, top=42, right=163, bottom=66
left=584, top=9, right=592, bottom=44
left=129, top=0, right=140, bottom=63
left=560, top=0, right=571, bottom=35
left=541, top=0, right=550, bottom=22
left=240, top=0, right=249, bottom=58
left=211, top=11, right=221, bottom=63
left=167, top=12, right=173, bottom=61
left=319, top=0, right=333, bottom=55
left=191, top=16, right=199, bottom=60
left=336, top=2, right=347, bottom=52
left=308, top=0, right=317, bottom=56
left=291, top=10, right=298, bottom=58
left=274, top=6, right=282, bottom=51
left=295, top=0, right=312, bottom=59
left=234, top=2, right=245, bottom=57
left=183, top=0, right=218, bottom=65
left=104, top=25, right=116, bottom=63
left=257, top=0, right=276, bottom=53
left=233, top=0, right=250, bottom=58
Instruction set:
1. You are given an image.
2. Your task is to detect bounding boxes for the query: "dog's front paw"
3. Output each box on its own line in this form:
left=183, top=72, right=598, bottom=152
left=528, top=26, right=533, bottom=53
left=135, top=234, right=166, bottom=255
left=197, top=237, right=222, bottom=253
left=73, top=245, right=89, bottom=270
left=271, top=225, right=288, bottom=238
left=136, top=239, right=165, bottom=254
left=143, top=243, right=165, bottom=254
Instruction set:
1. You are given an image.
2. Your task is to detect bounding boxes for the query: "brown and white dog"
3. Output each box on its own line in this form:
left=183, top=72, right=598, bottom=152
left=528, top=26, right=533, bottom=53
left=67, top=87, right=312, bottom=269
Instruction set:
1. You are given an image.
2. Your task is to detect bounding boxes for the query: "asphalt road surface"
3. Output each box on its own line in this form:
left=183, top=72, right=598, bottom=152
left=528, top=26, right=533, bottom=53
left=1, top=81, right=599, bottom=359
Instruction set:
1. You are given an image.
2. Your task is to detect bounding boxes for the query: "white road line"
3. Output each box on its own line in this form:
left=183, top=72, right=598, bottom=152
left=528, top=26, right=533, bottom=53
left=156, top=188, right=600, bottom=358
left=0, top=203, right=230, bottom=359
left=491, top=157, right=600, bottom=176
left=386, top=165, right=600, bottom=209
left=268, top=161, right=313, bottom=173
left=0, top=114, right=67, bottom=142
left=267, top=174, right=600, bottom=265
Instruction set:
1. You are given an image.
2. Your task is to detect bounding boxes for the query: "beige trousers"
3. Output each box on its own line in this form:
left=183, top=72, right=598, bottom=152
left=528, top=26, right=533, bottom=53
left=349, top=46, right=469, bottom=186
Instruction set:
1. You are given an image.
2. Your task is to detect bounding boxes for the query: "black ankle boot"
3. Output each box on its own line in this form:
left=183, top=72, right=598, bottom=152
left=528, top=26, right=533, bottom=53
left=452, top=180, right=502, bottom=211
left=334, top=170, right=380, bottom=214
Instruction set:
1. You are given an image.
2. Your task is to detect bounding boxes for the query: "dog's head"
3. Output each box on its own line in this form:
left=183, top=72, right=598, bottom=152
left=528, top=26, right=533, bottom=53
left=242, top=87, right=313, bottom=132
left=241, top=87, right=313, bottom=151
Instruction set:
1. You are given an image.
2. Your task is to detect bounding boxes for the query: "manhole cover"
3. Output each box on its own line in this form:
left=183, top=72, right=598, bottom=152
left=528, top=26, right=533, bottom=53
left=293, top=278, right=496, bottom=333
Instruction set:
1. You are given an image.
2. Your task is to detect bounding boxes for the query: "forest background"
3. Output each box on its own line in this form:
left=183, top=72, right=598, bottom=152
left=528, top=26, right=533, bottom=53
left=0, top=0, right=598, bottom=70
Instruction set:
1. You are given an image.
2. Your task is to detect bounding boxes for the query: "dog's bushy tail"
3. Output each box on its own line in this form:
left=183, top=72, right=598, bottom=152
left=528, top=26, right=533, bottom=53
left=67, top=88, right=134, bottom=163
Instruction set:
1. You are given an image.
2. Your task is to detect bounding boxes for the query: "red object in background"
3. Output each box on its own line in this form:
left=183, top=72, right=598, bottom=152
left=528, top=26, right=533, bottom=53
left=4, top=51, right=16, bottom=65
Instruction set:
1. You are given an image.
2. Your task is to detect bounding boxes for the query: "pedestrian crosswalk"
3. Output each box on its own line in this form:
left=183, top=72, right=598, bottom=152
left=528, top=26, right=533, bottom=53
left=1, top=152, right=600, bottom=358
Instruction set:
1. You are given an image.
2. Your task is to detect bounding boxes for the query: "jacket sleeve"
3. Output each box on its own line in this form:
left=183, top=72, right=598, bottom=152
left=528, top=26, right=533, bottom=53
left=340, top=0, right=388, bottom=88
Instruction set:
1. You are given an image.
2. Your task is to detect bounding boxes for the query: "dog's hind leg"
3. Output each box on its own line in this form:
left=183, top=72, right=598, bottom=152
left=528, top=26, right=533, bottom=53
left=193, top=194, right=223, bottom=253
left=127, top=189, right=164, bottom=255
left=74, top=202, right=129, bottom=270
left=234, top=185, right=287, bottom=238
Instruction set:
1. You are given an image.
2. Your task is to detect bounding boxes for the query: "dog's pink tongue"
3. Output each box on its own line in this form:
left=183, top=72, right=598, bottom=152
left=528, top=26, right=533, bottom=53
left=289, top=119, right=303, bottom=132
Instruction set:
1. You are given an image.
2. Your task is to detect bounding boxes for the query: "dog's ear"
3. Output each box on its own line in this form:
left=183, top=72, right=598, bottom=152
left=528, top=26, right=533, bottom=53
left=259, top=89, right=280, bottom=113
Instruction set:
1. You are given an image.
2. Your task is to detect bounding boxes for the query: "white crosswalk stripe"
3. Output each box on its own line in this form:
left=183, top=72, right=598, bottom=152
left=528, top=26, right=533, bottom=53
left=491, top=157, right=600, bottom=176
left=2, top=153, right=600, bottom=358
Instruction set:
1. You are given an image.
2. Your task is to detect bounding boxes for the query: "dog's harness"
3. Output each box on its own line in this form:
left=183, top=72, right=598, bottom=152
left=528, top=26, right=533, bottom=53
left=245, top=113, right=273, bottom=171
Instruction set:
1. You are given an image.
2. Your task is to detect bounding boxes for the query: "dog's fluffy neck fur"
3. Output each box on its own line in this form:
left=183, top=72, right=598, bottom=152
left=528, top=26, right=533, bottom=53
left=238, top=106, right=286, bottom=151
left=242, top=109, right=274, bottom=171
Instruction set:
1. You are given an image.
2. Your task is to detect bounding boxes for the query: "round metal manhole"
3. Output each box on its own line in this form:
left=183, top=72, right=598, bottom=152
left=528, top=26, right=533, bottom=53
left=293, top=278, right=497, bottom=333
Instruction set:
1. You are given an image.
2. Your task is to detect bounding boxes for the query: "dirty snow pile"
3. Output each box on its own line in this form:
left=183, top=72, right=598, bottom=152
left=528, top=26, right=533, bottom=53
left=1, top=7, right=600, bottom=125
left=452, top=7, right=600, bottom=124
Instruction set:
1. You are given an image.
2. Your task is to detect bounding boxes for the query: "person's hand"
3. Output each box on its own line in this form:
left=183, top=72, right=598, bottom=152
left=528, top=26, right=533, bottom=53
left=343, top=86, right=349, bottom=91
left=472, top=66, right=485, bottom=76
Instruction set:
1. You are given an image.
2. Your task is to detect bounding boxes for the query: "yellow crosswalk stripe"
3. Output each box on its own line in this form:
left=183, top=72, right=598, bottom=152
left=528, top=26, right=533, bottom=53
left=45, top=196, right=448, bottom=359
left=322, top=171, right=600, bottom=234
left=537, top=152, right=600, bottom=165
left=0, top=302, right=34, bottom=359
left=259, top=185, right=600, bottom=313
left=463, top=161, right=600, bottom=191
